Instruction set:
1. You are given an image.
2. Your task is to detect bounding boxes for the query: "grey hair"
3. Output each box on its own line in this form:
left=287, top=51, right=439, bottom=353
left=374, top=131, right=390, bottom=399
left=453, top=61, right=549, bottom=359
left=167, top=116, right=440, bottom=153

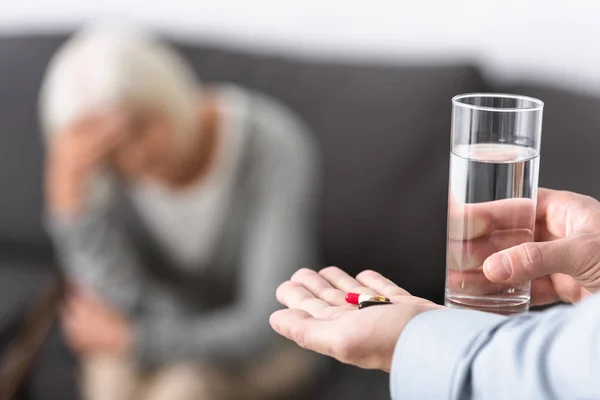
left=39, top=23, right=200, bottom=207
left=39, top=22, right=199, bottom=140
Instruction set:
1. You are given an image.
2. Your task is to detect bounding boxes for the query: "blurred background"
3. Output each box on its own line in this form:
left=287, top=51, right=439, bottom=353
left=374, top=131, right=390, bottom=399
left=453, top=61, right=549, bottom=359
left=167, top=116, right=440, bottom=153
left=1, top=1, right=599, bottom=399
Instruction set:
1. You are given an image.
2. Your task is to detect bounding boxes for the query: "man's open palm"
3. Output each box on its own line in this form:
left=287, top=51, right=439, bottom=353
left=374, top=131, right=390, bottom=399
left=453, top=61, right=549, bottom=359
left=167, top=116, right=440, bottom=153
left=270, top=267, right=440, bottom=371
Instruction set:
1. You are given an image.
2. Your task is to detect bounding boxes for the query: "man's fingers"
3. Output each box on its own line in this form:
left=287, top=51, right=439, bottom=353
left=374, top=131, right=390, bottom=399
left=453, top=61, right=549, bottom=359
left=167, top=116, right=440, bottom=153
left=535, top=189, right=600, bottom=238
left=488, top=198, right=536, bottom=231
left=276, top=281, right=332, bottom=316
left=446, top=268, right=562, bottom=305
left=319, top=266, right=378, bottom=296
left=448, top=198, right=535, bottom=240
left=447, top=229, right=533, bottom=270
left=269, top=309, right=334, bottom=356
left=549, top=273, right=591, bottom=304
left=483, top=235, right=600, bottom=284
left=318, top=266, right=360, bottom=291
left=355, top=270, right=410, bottom=297
left=291, top=268, right=346, bottom=306
left=447, top=206, right=491, bottom=240
left=531, top=274, right=592, bottom=306
left=446, top=269, right=516, bottom=296
left=530, top=276, right=561, bottom=306
left=269, top=309, right=313, bottom=343
left=483, top=241, right=557, bottom=282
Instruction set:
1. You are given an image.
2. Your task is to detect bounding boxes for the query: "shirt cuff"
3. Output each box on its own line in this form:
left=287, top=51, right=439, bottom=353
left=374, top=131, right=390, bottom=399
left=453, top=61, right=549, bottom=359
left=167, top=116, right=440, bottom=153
left=390, top=308, right=506, bottom=400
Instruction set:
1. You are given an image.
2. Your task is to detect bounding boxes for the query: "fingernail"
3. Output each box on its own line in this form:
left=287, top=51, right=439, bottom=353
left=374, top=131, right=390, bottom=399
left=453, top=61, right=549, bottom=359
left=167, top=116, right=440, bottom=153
left=448, top=216, right=490, bottom=240
left=486, top=253, right=512, bottom=280
left=470, top=218, right=490, bottom=239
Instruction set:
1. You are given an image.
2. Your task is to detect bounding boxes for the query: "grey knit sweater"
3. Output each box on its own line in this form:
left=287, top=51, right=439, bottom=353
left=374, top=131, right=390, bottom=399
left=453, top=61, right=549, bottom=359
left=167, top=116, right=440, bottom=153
left=47, top=86, right=320, bottom=368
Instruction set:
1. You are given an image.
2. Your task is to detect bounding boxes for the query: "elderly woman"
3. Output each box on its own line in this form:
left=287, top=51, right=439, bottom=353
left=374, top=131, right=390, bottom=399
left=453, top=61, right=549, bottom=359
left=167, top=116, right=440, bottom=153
left=40, top=24, right=319, bottom=400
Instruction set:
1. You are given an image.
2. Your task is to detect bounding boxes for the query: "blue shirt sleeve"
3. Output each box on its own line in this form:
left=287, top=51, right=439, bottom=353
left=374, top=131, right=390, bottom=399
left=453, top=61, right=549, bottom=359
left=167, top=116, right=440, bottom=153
left=390, top=294, right=600, bottom=400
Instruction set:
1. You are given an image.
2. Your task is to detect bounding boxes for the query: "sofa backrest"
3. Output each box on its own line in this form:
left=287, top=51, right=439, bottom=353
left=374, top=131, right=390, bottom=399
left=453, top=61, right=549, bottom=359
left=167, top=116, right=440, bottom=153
left=497, top=83, right=600, bottom=200
left=3, top=33, right=598, bottom=301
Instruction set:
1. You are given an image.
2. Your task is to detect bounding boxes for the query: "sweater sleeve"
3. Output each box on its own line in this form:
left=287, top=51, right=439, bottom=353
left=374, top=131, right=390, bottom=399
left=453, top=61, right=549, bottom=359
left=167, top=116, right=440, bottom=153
left=46, top=188, right=146, bottom=315
left=135, top=101, right=321, bottom=367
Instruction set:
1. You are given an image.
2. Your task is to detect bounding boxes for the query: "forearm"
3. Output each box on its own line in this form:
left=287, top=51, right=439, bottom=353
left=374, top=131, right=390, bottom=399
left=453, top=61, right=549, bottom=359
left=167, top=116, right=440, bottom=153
left=391, top=294, right=600, bottom=400
left=47, top=205, right=145, bottom=314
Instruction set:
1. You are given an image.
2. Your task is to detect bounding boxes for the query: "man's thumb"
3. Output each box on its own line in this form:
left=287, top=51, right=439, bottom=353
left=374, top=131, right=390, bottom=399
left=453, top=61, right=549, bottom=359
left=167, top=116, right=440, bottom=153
left=483, top=238, right=586, bottom=282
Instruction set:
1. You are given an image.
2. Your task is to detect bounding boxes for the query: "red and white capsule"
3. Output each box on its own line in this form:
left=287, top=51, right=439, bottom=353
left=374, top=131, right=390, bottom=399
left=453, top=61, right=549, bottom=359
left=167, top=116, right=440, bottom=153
left=345, top=293, right=390, bottom=305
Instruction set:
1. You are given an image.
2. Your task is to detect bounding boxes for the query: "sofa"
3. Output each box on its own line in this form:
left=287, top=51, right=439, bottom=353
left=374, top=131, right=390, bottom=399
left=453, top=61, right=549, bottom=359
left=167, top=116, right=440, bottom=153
left=0, top=33, right=599, bottom=400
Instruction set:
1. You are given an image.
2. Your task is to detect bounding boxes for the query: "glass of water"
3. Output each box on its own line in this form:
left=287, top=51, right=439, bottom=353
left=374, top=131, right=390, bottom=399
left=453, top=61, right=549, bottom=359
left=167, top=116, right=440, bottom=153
left=445, top=93, right=544, bottom=314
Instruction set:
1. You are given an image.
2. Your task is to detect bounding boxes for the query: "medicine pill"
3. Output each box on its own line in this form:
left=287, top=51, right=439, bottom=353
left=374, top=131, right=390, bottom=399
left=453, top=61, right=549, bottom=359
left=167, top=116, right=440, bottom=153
left=345, top=293, right=390, bottom=305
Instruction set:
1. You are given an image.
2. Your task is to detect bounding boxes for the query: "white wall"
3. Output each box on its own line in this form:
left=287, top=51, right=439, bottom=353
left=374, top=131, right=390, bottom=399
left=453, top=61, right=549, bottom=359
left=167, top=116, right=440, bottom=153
left=2, top=0, right=600, bottom=93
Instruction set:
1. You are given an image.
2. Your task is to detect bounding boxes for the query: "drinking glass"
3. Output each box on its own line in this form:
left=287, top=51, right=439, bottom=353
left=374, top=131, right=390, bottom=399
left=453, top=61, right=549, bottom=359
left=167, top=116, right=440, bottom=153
left=445, top=93, right=544, bottom=314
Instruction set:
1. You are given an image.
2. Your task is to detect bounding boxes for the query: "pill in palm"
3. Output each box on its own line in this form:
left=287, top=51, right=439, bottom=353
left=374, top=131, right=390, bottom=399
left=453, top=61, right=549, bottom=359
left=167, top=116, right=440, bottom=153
left=345, top=293, right=390, bottom=305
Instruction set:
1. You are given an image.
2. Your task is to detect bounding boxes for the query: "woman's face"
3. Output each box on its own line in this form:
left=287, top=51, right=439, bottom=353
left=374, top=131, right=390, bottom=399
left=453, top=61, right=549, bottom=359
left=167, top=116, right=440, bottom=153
left=111, top=107, right=181, bottom=181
